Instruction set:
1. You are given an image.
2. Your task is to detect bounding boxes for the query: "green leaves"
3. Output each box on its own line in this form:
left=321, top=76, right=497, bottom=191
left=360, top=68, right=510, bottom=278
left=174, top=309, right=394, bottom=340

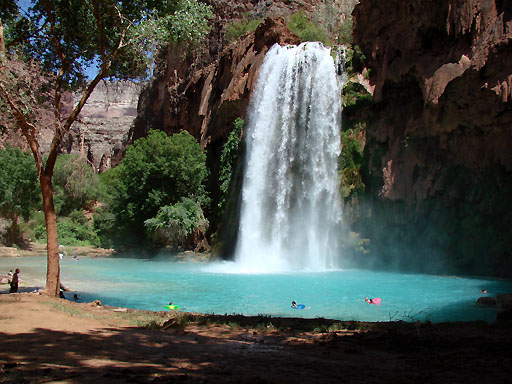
left=107, top=129, right=209, bottom=247
left=0, top=146, right=40, bottom=222
left=4, top=0, right=213, bottom=84
left=0, top=146, right=40, bottom=245
left=144, top=197, right=208, bottom=247
left=218, top=117, right=243, bottom=209
left=165, top=0, right=213, bottom=45
left=53, top=154, right=100, bottom=215
left=287, top=11, right=331, bottom=46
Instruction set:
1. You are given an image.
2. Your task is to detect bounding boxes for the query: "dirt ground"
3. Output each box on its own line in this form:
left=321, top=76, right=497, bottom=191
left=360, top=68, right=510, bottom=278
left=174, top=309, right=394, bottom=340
left=1, top=292, right=511, bottom=384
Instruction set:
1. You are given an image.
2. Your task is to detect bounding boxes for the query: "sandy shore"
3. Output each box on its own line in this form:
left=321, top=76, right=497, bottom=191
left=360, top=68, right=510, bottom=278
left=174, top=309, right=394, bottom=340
left=0, top=244, right=114, bottom=259
left=1, top=292, right=511, bottom=383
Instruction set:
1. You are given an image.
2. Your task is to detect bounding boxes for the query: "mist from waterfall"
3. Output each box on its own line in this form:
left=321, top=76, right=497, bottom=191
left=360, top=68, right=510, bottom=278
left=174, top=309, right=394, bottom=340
left=234, top=42, right=343, bottom=273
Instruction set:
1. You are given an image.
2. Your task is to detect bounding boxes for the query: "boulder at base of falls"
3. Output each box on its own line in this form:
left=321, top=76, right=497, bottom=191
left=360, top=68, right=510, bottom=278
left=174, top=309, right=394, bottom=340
left=496, top=294, right=512, bottom=322
left=476, top=296, right=497, bottom=307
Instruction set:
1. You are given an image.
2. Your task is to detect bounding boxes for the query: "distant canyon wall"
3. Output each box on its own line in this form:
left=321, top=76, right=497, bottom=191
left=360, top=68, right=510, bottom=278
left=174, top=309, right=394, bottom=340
left=65, top=81, right=141, bottom=172
left=0, top=80, right=139, bottom=172
left=351, top=0, right=512, bottom=275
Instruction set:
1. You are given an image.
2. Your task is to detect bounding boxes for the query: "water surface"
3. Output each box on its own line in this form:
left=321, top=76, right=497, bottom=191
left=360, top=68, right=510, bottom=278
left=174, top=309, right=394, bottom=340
left=1, top=256, right=510, bottom=323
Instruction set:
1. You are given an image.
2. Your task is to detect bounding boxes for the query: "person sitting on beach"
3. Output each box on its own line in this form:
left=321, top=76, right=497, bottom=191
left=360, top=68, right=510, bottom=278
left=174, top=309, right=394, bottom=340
left=291, top=301, right=298, bottom=308
left=9, top=268, right=19, bottom=293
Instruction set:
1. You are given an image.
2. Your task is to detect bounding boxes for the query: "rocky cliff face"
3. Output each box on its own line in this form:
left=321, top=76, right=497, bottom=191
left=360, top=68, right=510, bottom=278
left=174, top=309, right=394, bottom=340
left=132, top=1, right=317, bottom=146
left=65, top=81, right=142, bottom=171
left=0, top=81, right=139, bottom=172
left=350, top=0, right=512, bottom=275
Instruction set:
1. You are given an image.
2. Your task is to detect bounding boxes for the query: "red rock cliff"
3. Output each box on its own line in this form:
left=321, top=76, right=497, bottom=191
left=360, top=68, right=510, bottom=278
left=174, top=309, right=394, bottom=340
left=132, top=17, right=300, bottom=150
left=350, top=0, right=512, bottom=275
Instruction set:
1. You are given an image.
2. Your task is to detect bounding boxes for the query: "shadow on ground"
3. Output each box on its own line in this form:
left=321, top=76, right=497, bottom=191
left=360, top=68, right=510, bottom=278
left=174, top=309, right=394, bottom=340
left=1, top=316, right=512, bottom=383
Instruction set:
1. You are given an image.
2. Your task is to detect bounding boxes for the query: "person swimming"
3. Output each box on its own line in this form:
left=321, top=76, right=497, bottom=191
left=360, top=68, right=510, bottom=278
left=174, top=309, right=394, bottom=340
left=291, top=301, right=297, bottom=308
left=365, top=297, right=382, bottom=305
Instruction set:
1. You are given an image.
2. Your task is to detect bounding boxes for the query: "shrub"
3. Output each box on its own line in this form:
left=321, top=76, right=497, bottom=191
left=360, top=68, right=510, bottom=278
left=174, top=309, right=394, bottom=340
left=225, top=18, right=262, bottom=42
left=339, top=129, right=365, bottom=200
left=218, top=117, right=243, bottom=209
left=53, top=154, right=100, bottom=215
left=144, top=197, right=208, bottom=248
left=287, top=11, right=331, bottom=46
left=35, top=211, right=99, bottom=246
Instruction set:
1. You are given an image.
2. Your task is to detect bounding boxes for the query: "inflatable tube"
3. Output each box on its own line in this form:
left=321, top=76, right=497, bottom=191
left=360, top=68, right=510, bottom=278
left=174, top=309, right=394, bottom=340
left=370, top=298, right=381, bottom=305
left=292, top=304, right=306, bottom=309
left=163, top=305, right=179, bottom=310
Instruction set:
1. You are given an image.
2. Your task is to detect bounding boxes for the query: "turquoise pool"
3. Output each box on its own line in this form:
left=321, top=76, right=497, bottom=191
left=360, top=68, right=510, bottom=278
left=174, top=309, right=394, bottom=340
left=1, top=256, right=510, bottom=323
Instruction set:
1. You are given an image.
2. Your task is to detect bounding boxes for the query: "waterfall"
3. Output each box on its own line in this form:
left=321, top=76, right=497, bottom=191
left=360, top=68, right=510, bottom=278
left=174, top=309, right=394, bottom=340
left=234, top=42, right=343, bottom=273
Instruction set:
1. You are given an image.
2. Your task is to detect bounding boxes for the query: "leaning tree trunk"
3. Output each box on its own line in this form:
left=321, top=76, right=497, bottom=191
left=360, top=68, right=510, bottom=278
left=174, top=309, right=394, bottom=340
left=40, top=171, right=60, bottom=296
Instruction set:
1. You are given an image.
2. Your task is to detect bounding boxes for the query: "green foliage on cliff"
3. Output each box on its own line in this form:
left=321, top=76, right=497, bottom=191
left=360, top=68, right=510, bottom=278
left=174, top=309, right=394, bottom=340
left=225, top=18, right=262, bottom=42
left=339, top=129, right=365, bottom=200
left=312, top=0, right=356, bottom=45
left=218, top=117, right=244, bottom=210
left=342, top=81, right=372, bottom=108
left=287, top=11, right=331, bottom=46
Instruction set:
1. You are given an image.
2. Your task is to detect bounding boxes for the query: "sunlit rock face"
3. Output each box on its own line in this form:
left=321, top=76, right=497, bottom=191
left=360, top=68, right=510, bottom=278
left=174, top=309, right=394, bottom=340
left=351, top=0, right=512, bottom=276
left=65, top=81, right=142, bottom=172
left=0, top=81, right=139, bottom=172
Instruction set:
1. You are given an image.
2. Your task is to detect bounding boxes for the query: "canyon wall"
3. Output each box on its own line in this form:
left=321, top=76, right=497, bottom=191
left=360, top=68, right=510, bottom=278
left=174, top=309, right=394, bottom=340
left=0, top=80, right=139, bottom=172
left=65, top=81, right=141, bottom=171
left=350, top=0, right=512, bottom=275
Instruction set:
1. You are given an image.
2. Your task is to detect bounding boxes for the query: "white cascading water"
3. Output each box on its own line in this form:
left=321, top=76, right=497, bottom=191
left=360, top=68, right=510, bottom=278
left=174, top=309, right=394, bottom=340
left=234, top=42, right=343, bottom=273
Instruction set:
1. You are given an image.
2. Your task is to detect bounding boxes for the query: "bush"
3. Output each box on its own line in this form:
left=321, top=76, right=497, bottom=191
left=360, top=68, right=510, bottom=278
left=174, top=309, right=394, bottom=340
left=144, top=197, right=209, bottom=248
left=35, top=210, right=99, bottom=246
left=53, top=154, right=100, bottom=215
left=0, top=146, right=40, bottom=246
left=225, top=18, right=262, bottom=42
left=218, top=117, right=243, bottom=209
left=287, top=11, right=331, bottom=46
left=339, top=129, right=365, bottom=200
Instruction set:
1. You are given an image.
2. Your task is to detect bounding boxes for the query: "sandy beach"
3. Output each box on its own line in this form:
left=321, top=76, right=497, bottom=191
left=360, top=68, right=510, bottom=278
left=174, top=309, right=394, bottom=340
left=1, top=290, right=511, bottom=383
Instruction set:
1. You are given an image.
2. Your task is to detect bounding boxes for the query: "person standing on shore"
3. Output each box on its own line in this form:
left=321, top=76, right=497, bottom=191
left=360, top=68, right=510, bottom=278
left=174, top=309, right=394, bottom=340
left=9, top=268, right=19, bottom=293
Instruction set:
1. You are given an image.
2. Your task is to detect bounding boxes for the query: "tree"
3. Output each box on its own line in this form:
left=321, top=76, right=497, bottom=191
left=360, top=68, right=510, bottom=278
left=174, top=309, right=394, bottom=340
left=53, top=154, right=100, bottom=215
left=0, top=1, right=212, bottom=296
left=112, top=129, right=209, bottom=246
left=145, top=197, right=209, bottom=249
left=0, top=146, right=40, bottom=246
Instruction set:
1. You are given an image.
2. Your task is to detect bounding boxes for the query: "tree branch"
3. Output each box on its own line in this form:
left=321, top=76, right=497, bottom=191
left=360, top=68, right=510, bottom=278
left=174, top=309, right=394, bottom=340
left=0, top=82, right=43, bottom=175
